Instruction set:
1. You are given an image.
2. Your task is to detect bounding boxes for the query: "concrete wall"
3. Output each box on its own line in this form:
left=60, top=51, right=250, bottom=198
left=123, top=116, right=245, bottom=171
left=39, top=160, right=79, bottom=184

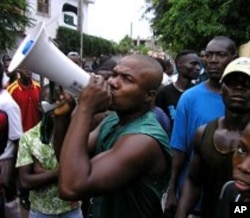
left=26, top=0, right=94, bottom=38
left=239, top=41, right=250, bottom=58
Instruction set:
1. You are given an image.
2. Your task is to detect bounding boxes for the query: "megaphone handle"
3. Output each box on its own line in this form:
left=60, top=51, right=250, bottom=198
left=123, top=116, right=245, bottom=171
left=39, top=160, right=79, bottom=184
left=49, top=81, right=56, bottom=103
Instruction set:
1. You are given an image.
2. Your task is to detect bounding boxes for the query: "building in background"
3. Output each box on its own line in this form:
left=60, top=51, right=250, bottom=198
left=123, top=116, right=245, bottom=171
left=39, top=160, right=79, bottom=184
left=5, top=0, right=95, bottom=84
left=26, top=0, right=95, bottom=38
left=239, top=41, right=250, bottom=58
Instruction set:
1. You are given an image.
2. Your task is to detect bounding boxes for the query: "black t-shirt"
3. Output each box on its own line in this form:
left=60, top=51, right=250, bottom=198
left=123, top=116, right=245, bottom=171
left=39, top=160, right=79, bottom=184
left=215, top=181, right=239, bottom=218
left=155, top=83, right=183, bottom=127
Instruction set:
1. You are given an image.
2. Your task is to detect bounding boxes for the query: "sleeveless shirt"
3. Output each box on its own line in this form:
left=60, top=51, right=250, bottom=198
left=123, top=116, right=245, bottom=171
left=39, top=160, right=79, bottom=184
left=199, top=119, right=235, bottom=218
left=90, top=111, right=172, bottom=218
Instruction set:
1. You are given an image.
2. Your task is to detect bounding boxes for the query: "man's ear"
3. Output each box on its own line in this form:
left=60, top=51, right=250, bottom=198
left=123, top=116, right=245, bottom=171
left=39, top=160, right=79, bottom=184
left=144, top=90, right=156, bottom=104
left=176, top=61, right=182, bottom=70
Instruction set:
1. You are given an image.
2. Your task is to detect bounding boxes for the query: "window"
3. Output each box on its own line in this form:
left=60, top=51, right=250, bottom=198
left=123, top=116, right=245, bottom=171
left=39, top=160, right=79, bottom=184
left=37, top=0, right=50, bottom=14
left=64, top=14, right=76, bottom=26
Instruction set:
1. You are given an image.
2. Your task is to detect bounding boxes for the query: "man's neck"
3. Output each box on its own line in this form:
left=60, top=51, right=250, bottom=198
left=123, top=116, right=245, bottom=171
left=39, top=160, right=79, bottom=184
left=205, top=79, right=221, bottom=93
left=224, top=111, right=250, bottom=131
left=116, top=106, right=150, bottom=126
left=20, top=78, right=32, bottom=87
left=175, top=76, right=193, bottom=92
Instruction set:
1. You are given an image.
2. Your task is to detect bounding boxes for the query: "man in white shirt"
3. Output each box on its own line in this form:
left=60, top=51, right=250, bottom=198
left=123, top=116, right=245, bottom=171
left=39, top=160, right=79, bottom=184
left=0, top=62, right=23, bottom=218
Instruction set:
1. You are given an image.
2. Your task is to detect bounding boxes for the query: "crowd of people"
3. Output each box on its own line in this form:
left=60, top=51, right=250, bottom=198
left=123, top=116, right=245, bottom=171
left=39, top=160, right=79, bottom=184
left=0, top=35, right=250, bottom=218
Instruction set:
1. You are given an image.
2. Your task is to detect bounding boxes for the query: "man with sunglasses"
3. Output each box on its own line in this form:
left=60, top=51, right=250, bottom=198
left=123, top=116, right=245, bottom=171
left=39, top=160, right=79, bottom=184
left=175, top=57, right=250, bottom=218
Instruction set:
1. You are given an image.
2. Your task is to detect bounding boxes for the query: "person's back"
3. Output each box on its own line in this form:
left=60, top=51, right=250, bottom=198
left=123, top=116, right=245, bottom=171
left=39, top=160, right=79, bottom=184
left=153, top=106, right=171, bottom=136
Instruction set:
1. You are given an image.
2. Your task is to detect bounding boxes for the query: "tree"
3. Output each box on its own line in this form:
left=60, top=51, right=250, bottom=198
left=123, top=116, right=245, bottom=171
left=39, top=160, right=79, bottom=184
left=118, top=35, right=134, bottom=54
left=145, top=0, right=250, bottom=52
left=0, top=0, right=32, bottom=51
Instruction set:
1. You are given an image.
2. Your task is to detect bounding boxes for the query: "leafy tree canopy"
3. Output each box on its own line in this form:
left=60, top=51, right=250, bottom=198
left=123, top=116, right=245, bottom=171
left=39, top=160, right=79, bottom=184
left=0, top=0, right=32, bottom=51
left=145, top=0, right=250, bottom=52
left=118, top=35, right=134, bottom=54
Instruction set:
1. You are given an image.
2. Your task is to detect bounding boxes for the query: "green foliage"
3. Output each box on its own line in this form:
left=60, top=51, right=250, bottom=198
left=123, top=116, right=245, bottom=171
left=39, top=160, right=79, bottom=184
left=0, top=0, right=32, bottom=51
left=146, top=0, right=250, bottom=52
left=117, top=35, right=134, bottom=54
left=135, top=45, right=149, bottom=55
left=56, top=26, right=118, bottom=56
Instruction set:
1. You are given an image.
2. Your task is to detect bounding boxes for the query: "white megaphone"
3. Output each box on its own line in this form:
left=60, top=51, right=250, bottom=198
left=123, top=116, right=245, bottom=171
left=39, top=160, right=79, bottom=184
left=8, top=21, right=90, bottom=95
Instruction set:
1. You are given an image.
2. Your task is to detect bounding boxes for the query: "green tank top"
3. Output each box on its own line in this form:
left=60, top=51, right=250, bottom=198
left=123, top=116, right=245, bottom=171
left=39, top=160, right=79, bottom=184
left=89, top=111, right=172, bottom=218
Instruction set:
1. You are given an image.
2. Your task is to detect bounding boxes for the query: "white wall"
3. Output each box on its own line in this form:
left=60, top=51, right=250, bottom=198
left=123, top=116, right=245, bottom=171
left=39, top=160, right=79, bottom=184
left=26, top=0, right=93, bottom=38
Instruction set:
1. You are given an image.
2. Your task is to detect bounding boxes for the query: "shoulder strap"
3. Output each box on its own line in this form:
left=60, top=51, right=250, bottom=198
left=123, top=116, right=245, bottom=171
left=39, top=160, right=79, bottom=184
left=219, top=180, right=238, bottom=202
left=200, top=118, right=218, bottom=144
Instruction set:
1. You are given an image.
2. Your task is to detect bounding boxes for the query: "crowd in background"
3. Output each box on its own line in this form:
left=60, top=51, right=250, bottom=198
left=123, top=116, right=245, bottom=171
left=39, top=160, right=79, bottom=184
left=0, top=35, right=250, bottom=218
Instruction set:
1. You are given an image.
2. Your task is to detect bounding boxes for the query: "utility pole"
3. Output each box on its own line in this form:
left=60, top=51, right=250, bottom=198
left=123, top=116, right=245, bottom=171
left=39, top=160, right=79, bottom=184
left=130, top=22, right=133, bottom=39
left=77, top=0, right=84, bottom=60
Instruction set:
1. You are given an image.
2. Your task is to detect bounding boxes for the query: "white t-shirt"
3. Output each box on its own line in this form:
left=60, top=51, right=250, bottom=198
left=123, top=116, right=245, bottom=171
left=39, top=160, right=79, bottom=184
left=2, top=71, right=9, bottom=88
left=0, top=89, right=23, bottom=160
left=161, top=73, right=172, bottom=86
left=161, top=73, right=178, bottom=86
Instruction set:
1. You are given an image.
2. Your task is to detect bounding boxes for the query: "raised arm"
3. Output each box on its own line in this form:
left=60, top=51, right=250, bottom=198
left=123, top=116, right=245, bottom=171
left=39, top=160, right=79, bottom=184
left=52, top=92, right=107, bottom=160
left=58, top=75, right=167, bottom=200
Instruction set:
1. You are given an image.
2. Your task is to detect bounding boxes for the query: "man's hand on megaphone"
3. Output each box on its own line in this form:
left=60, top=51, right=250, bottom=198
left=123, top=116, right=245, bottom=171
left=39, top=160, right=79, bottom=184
left=54, top=90, right=76, bottom=116
left=78, top=74, right=111, bottom=115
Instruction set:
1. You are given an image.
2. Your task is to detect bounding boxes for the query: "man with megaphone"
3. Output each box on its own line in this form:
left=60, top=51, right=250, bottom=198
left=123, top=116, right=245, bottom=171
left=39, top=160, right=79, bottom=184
left=54, top=54, right=172, bottom=218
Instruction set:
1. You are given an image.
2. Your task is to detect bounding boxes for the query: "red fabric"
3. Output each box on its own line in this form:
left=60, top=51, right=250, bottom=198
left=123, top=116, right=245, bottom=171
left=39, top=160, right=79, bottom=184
left=7, top=80, right=41, bottom=132
left=0, top=110, right=8, bottom=155
left=0, top=110, right=8, bottom=195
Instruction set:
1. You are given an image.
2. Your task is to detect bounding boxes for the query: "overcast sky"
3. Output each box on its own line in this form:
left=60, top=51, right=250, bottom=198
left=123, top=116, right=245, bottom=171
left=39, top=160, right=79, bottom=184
left=87, top=0, right=153, bottom=42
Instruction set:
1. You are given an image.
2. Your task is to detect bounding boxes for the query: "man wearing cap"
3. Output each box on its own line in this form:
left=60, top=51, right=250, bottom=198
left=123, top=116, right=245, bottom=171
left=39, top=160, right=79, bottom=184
left=175, top=57, right=250, bottom=218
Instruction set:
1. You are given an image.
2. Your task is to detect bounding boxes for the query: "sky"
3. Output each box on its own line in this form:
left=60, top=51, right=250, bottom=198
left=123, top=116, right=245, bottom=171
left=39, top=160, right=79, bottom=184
left=87, top=0, right=153, bottom=43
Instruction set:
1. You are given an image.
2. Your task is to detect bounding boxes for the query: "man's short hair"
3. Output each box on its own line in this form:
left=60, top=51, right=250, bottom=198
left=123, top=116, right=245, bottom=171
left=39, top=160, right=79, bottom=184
left=175, top=50, right=197, bottom=64
left=212, top=36, right=237, bottom=56
left=1, top=54, right=11, bottom=63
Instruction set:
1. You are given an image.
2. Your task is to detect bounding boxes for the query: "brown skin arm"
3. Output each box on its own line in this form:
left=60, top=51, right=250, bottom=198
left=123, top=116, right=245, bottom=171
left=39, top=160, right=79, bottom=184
left=53, top=109, right=105, bottom=160
left=59, top=113, right=166, bottom=200
left=18, top=162, right=58, bottom=190
left=164, top=149, right=186, bottom=217
left=52, top=114, right=71, bottom=161
left=175, top=125, right=206, bottom=218
left=52, top=89, right=107, bottom=161
left=58, top=75, right=168, bottom=200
